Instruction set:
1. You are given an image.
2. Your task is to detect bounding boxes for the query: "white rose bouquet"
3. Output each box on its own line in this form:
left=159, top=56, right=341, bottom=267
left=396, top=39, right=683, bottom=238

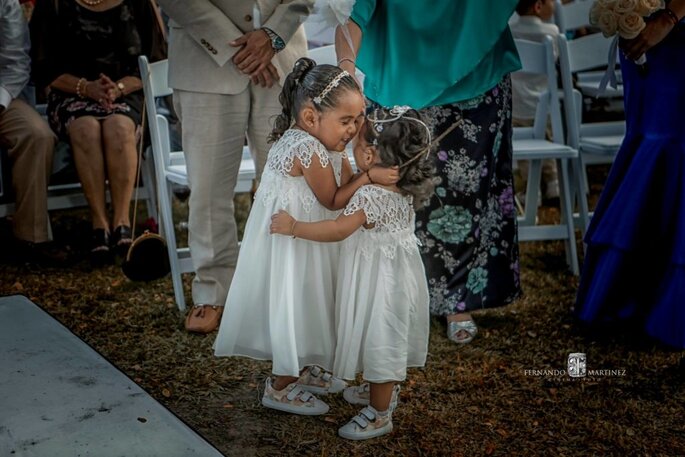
left=590, top=0, right=664, bottom=65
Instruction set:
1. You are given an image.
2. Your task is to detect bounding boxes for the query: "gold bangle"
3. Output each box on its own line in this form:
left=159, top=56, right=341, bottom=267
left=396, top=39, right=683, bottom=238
left=663, top=7, right=680, bottom=26
left=337, top=57, right=355, bottom=67
left=291, top=220, right=298, bottom=238
left=75, top=78, right=87, bottom=98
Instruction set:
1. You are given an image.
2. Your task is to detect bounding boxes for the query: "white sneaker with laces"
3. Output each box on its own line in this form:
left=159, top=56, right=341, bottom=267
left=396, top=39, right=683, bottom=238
left=296, top=366, right=347, bottom=395
left=261, top=378, right=329, bottom=415
left=342, top=383, right=400, bottom=412
left=338, top=406, right=393, bottom=440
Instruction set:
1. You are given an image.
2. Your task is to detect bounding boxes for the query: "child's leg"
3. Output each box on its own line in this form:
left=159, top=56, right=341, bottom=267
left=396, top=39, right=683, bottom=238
left=369, top=382, right=396, bottom=412
left=272, top=375, right=298, bottom=391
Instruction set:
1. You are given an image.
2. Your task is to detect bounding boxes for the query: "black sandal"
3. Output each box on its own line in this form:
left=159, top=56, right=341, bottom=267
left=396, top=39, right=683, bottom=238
left=90, top=228, right=112, bottom=266
left=111, top=225, right=133, bottom=257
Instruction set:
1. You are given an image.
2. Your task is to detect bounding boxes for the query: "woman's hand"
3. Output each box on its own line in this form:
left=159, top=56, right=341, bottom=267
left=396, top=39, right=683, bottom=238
left=84, top=76, right=116, bottom=109
left=369, top=165, right=400, bottom=186
left=270, top=210, right=296, bottom=235
left=621, top=12, right=675, bottom=61
left=98, top=74, right=121, bottom=102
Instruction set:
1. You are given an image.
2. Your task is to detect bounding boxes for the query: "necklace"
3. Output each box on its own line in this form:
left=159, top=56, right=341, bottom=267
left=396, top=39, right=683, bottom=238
left=79, top=0, right=106, bottom=6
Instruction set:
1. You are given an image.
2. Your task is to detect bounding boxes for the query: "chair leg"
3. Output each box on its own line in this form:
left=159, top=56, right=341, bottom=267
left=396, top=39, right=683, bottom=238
left=523, top=159, right=542, bottom=226
left=573, top=155, right=590, bottom=239
left=157, top=178, right=186, bottom=312
left=559, top=159, right=579, bottom=275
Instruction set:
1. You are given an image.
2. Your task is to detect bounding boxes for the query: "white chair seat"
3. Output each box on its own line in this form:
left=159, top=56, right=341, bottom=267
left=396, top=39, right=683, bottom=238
left=513, top=139, right=577, bottom=159
left=580, top=135, right=625, bottom=155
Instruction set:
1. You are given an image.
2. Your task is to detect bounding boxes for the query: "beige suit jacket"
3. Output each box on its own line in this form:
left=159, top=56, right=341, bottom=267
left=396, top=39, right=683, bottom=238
left=158, top=0, right=313, bottom=94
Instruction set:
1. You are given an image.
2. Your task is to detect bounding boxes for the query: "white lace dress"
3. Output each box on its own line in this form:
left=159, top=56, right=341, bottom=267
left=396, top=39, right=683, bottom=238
left=333, top=185, right=430, bottom=383
left=214, top=129, right=345, bottom=376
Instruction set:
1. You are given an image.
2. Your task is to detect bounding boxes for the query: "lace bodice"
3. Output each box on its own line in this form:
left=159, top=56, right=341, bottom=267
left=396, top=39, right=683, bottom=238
left=343, top=186, right=419, bottom=259
left=265, top=129, right=330, bottom=176
left=257, top=129, right=346, bottom=212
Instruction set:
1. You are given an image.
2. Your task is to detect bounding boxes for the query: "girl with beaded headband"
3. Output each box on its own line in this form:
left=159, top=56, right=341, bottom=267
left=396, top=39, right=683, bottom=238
left=215, top=58, right=399, bottom=417
left=270, top=107, right=434, bottom=440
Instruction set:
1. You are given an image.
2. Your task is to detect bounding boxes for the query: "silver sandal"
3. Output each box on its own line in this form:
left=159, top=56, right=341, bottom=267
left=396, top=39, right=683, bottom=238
left=447, top=319, right=478, bottom=344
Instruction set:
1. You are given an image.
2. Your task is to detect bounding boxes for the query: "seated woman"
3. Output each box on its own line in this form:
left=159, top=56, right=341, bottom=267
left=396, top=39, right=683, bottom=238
left=30, top=0, right=166, bottom=263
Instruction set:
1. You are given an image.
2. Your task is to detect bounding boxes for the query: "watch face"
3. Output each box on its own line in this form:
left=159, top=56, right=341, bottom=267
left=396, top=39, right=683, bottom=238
left=117, top=82, right=125, bottom=90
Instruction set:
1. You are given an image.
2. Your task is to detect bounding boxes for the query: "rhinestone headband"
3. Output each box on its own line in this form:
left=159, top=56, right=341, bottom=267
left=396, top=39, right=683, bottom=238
left=313, top=70, right=350, bottom=105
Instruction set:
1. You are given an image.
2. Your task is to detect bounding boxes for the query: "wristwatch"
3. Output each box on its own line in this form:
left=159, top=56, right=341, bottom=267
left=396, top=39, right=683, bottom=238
left=117, top=81, right=125, bottom=96
left=262, top=27, right=285, bottom=53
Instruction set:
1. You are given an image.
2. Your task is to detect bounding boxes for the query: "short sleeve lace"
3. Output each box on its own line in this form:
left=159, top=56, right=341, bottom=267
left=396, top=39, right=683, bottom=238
left=266, top=129, right=330, bottom=176
left=342, top=186, right=419, bottom=259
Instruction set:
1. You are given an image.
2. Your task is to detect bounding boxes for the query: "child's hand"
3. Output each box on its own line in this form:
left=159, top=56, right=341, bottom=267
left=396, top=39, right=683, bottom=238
left=369, top=165, right=400, bottom=186
left=270, top=210, right=296, bottom=236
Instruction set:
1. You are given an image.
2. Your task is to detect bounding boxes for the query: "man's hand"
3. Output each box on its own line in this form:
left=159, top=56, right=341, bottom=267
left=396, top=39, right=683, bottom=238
left=231, top=30, right=275, bottom=75
left=250, top=63, right=280, bottom=88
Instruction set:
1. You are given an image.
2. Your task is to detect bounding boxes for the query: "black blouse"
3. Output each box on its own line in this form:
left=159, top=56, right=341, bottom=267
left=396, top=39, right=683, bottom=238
left=30, top=0, right=166, bottom=91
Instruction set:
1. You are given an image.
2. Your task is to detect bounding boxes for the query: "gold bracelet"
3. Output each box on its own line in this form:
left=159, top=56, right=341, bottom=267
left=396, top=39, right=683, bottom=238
left=291, top=220, right=298, bottom=238
left=75, top=78, right=87, bottom=98
left=663, top=7, right=680, bottom=26
left=337, top=57, right=355, bottom=67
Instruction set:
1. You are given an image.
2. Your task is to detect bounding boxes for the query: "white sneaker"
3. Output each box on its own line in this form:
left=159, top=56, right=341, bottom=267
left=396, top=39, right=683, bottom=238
left=338, top=406, right=393, bottom=441
left=296, top=366, right=347, bottom=395
left=342, top=383, right=400, bottom=412
left=261, top=378, right=329, bottom=416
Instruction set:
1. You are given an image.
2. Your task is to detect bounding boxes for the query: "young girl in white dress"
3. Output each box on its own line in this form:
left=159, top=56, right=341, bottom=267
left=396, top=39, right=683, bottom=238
left=271, top=106, right=434, bottom=440
left=214, top=58, right=397, bottom=416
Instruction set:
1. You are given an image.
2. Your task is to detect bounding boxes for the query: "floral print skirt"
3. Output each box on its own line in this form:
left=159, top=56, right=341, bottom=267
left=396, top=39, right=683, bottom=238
left=47, top=89, right=143, bottom=141
left=416, top=76, right=521, bottom=316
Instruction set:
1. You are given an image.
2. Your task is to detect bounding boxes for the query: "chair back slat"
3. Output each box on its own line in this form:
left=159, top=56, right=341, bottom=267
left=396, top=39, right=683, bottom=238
left=554, top=0, right=594, bottom=34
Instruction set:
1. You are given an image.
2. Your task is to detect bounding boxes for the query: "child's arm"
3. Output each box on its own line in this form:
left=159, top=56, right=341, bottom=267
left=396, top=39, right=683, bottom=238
left=270, top=209, right=367, bottom=242
left=340, top=156, right=354, bottom=185
left=302, top=159, right=399, bottom=211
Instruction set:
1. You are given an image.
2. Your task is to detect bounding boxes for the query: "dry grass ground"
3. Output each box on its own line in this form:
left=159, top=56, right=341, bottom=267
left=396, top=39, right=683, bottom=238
left=1, top=177, right=684, bottom=456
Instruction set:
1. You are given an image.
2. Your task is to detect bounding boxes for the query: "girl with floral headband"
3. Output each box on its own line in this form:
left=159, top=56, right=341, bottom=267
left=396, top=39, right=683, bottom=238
left=271, top=106, right=434, bottom=440
left=214, top=57, right=398, bottom=416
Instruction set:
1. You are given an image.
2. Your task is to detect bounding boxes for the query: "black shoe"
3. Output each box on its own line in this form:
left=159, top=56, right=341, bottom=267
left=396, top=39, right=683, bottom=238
left=111, top=225, right=133, bottom=258
left=90, top=229, right=113, bottom=266
left=9, top=239, right=70, bottom=267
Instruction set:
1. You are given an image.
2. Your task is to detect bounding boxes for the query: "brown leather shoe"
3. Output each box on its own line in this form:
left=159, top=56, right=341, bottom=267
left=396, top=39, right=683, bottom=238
left=185, top=305, right=223, bottom=333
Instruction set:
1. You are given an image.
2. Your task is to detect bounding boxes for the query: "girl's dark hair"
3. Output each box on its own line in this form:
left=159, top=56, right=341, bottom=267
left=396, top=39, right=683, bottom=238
left=269, top=57, right=361, bottom=142
left=364, top=108, right=436, bottom=207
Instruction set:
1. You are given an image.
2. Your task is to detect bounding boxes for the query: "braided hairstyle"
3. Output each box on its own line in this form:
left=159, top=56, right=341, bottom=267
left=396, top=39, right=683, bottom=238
left=269, top=57, right=361, bottom=143
left=364, top=108, right=436, bottom=207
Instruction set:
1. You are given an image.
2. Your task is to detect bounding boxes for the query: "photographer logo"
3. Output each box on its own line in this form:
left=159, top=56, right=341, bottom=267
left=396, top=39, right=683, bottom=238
left=567, top=352, right=587, bottom=378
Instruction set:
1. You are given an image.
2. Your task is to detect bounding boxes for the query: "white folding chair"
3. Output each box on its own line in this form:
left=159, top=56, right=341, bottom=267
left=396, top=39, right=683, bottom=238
left=558, top=33, right=625, bottom=224
left=513, top=36, right=587, bottom=275
left=138, top=56, right=256, bottom=312
left=554, top=0, right=624, bottom=98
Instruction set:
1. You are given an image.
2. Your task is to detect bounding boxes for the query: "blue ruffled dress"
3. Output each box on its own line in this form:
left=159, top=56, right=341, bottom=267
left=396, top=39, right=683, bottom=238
left=575, top=23, right=685, bottom=348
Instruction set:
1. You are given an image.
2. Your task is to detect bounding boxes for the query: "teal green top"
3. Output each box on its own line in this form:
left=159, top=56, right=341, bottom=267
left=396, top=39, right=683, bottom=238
left=350, top=0, right=521, bottom=108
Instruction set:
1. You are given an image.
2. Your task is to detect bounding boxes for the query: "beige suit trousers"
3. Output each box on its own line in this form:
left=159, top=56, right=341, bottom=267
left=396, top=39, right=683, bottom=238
left=0, top=98, right=56, bottom=243
left=174, top=84, right=281, bottom=307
